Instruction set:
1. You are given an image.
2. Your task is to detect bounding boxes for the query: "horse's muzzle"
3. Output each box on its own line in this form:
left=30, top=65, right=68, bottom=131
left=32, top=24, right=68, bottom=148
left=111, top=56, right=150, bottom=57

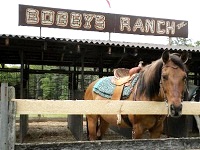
left=170, top=104, right=182, bottom=118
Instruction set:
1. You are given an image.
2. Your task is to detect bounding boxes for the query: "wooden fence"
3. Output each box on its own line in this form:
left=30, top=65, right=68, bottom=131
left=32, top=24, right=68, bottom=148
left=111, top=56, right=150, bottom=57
left=12, top=99, right=200, bottom=115
left=1, top=83, right=200, bottom=150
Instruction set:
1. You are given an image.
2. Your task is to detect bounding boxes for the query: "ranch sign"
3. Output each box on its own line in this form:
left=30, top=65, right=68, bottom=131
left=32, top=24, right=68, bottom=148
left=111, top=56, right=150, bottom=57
left=19, top=4, right=188, bottom=38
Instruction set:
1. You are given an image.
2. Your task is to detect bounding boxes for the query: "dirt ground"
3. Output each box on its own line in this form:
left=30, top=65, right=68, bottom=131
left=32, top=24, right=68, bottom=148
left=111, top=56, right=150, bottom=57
left=16, top=120, right=74, bottom=143
left=15, top=118, right=127, bottom=143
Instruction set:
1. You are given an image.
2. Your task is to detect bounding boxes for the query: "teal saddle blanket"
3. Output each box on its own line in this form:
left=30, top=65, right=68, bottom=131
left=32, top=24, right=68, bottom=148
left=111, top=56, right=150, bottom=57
left=93, top=73, right=140, bottom=99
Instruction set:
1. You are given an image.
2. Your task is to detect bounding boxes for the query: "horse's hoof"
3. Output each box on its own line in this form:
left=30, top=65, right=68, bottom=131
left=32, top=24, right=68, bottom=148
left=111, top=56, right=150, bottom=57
left=97, top=136, right=102, bottom=140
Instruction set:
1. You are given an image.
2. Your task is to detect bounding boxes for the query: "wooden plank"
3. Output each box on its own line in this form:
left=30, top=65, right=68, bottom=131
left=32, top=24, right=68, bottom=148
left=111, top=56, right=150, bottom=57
left=12, top=99, right=200, bottom=115
left=8, top=87, right=17, bottom=148
left=8, top=101, right=16, bottom=150
left=182, top=102, right=200, bottom=115
left=0, top=83, right=9, bottom=150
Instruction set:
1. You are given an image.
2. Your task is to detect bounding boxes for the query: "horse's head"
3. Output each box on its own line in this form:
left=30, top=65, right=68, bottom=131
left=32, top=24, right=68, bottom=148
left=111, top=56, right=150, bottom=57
left=161, top=50, right=188, bottom=117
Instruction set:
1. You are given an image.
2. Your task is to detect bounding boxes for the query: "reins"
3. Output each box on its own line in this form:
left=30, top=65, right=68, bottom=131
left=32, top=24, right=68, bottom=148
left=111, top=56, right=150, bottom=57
left=160, top=79, right=170, bottom=117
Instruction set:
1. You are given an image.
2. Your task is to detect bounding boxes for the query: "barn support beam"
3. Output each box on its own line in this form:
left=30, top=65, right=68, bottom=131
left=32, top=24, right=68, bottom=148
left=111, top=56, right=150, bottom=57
left=19, top=50, right=29, bottom=143
left=68, top=51, right=84, bottom=140
left=99, top=48, right=103, bottom=78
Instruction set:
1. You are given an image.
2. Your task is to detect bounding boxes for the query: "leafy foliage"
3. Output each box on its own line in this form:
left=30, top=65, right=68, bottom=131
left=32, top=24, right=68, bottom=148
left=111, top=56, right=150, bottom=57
left=169, top=37, right=193, bottom=46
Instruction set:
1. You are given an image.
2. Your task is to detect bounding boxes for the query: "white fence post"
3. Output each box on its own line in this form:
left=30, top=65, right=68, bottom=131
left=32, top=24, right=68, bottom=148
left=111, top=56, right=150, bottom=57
left=0, top=83, right=9, bottom=150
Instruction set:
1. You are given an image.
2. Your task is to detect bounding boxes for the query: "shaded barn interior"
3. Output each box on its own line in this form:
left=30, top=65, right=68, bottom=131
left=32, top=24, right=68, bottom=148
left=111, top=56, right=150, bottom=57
left=0, top=34, right=200, bottom=141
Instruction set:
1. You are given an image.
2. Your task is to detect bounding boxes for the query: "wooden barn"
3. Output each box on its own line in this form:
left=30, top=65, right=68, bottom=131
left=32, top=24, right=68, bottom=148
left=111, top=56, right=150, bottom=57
left=0, top=33, right=200, bottom=142
left=1, top=4, right=200, bottom=149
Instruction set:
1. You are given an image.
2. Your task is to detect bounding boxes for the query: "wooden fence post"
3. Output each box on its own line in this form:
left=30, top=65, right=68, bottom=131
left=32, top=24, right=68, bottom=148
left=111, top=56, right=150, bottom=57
left=0, top=83, right=9, bottom=150
left=8, top=86, right=16, bottom=150
left=8, top=101, right=16, bottom=150
left=0, top=84, right=16, bottom=150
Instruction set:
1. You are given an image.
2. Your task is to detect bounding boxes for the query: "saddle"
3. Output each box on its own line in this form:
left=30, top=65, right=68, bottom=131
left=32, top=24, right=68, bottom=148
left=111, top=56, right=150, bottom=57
left=111, top=66, right=141, bottom=100
left=111, top=67, right=141, bottom=125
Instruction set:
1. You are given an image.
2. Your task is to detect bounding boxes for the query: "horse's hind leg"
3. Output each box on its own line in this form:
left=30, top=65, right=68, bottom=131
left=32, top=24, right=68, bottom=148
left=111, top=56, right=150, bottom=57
left=96, top=117, right=109, bottom=140
left=86, top=115, right=99, bottom=140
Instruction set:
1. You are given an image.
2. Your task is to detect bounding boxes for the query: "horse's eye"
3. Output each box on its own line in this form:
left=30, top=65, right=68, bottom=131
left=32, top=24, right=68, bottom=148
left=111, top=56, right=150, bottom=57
left=162, top=75, right=168, bottom=80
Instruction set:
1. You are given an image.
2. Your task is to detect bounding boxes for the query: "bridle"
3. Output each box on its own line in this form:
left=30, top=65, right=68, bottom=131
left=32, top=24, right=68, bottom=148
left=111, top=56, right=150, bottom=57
left=160, top=64, right=188, bottom=116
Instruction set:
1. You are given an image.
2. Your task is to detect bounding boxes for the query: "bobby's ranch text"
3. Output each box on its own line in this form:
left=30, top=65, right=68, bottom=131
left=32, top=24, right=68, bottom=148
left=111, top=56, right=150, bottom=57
left=19, top=5, right=188, bottom=38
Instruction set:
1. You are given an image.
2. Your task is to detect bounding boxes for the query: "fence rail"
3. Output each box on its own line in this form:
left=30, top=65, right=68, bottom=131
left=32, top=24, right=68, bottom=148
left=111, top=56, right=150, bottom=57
left=12, top=99, right=200, bottom=115
left=1, top=83, right=200, bottom=150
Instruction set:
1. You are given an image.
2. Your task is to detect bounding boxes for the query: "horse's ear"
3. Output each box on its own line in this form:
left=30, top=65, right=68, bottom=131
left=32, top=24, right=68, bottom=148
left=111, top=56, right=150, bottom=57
left=162, top=50, right=170, bottom=64
left=180, top=51, right=189, bottom=64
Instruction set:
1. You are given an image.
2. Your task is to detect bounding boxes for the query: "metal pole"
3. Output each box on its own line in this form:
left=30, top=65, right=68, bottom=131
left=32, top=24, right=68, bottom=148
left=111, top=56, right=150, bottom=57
left=0, top=83, right=9, bottom=150
left=81, top=51, right=84, bottom=90
left=40, top=27, right=42, bottom=37
left=168, top=37, right=172, bottom=45
left=20, top=51, right=24, bottom=99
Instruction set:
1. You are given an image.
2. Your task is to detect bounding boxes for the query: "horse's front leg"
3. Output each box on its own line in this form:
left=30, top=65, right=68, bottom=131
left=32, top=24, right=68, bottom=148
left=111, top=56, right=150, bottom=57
left=132, top=123, right=144, bottom=139
left=86, top=115, right=98, bottom=140
left=149, top=121, right=164, bottom=138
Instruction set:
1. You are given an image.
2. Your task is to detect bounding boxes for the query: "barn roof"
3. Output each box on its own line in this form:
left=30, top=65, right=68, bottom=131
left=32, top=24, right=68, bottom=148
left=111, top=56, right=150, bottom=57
left=0, top=34, right=199, bottom=73
left=1, top=34, right=200, bottom=52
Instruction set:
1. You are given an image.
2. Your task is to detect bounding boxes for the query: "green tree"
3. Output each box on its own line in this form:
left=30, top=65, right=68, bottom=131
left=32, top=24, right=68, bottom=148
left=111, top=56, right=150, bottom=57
left=194, top=41, right=200, bottom=47
left=169, top=37, right=193, bottom=46
left=0, top=65, right=20, bottom=86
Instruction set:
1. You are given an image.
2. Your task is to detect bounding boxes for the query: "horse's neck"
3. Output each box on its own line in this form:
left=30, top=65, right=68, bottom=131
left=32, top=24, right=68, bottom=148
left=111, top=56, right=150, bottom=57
left=152, top=96, right=164, bottom=101
left=153, top=89, right=165, bottom=101
left=135, top=88, right=164, bottom=102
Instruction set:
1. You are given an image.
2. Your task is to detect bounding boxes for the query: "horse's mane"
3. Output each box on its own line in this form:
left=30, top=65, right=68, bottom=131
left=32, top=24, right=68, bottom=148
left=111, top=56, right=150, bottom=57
left=137, top=54, right=188, bottom=100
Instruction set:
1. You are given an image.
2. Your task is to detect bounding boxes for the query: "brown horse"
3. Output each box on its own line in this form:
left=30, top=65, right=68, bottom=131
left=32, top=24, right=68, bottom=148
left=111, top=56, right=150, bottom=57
left=84, top=50, right=189, bottom=140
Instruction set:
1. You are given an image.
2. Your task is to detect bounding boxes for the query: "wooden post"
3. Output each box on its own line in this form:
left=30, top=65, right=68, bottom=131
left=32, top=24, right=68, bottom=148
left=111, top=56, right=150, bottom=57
left=8, top=101, right=16, bottom=150
left=8, top=86, right=16, bottom=150
left=68, top=63, right=84, bottom=140
left=0, top=83, right=9, bottom=150
left=19, top=50, right=29, bottom=143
